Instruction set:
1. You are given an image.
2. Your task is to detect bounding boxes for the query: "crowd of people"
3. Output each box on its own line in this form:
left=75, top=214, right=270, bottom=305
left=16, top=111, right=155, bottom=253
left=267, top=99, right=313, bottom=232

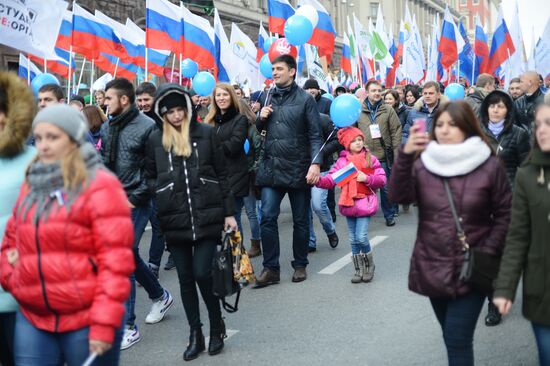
left=0, top=54, right=549, bottom=365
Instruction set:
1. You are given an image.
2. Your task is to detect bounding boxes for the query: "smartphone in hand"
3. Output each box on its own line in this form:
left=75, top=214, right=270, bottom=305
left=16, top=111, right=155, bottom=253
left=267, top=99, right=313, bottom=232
left=414, top=118, right=427, bottom=133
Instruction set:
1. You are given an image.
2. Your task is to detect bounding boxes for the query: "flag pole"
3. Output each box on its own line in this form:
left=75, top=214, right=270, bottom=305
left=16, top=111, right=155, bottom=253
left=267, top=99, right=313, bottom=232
left=179, top=53, right=183, bottom=85
left=67, top=46, right=73, bottom=102
left=90, top=58, right=95, bottom=106
left=76, top=58, right=87, bottom=94
left=456, top=60, right=460, bottom=83
left=27, top=53, right=31, bottom=85
left=113, top=58, right=120, bottom=78
left=170, top=53, right=176, bottom=82
left=44, top=58, right=47, bottom=73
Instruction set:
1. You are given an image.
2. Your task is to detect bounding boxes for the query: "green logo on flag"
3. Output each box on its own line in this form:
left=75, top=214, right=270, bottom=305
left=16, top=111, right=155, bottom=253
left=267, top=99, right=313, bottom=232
left=369, top=32, right=387, bottom=61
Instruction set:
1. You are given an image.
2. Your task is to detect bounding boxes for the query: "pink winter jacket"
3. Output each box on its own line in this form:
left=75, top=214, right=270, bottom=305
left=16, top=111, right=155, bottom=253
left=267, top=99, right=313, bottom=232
left=316, top=150, right=386, bottom=217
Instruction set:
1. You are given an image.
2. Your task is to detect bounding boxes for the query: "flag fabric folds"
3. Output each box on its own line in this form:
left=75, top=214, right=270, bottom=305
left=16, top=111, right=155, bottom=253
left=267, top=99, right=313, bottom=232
left=298, top=0, right=336, bottom=60
left=458, top=21, right=474, bottom=85
left=341, top=32, right=352, bottom=75
left=438, top=6, right=465, bottom=70
left=257, top=22, right=269, bottom=62
left=488, top=8, right=516, bottom=76
left=182, top=5, right=216, bottom=72
left=267, top=0, right=295, bottom=35
left=18, top=54, right=43, bottom=82
left=214, top=9, right=231, bottom=82
left=474, top=16, right=490, bottom=78
left=146, top=0, right=184, bottom=54
left=125, top=19, right=170, bottom=77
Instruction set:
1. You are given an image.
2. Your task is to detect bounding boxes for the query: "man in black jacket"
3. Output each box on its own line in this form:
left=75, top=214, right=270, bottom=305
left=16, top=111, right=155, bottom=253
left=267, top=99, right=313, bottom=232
left=303, top=78, right=332, bottom=114
left=101, top=78, right=173, bottom=350
left=255, top=55, right=323, bottom=286
left=515, top=71, right=545, bottom=133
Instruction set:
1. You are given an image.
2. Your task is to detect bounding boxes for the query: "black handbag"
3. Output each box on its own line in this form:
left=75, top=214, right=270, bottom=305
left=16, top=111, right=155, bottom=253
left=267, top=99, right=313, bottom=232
left=443, top=179, right=501, bottom=294
left=212, top=232, right=241, bottom=313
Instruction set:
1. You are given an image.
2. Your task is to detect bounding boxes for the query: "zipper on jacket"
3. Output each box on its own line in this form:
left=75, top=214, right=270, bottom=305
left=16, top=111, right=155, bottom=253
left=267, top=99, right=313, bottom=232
left=193, top=142, right=199, bottom=171
left=168, top=152, right=174, bottom=171
left=155, top=182, right=174, bottom=193
left=200, top=178, right=219, bottom=185
left=34, top=218, right=60, bottom=331
left=182, top=160, right=197, bottom=241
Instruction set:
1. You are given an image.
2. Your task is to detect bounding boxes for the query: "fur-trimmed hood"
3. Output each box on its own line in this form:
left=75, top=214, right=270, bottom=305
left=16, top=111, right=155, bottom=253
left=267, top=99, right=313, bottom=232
left=0, top=72, right=36, bottom=157
left=413, top=94, right=450, bottom=112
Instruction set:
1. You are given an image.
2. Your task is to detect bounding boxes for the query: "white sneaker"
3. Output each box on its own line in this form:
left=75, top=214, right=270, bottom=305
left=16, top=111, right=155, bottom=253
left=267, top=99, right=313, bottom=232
left=145, top=290, right=174, bottom=324
left=120, top=325, right=141, bottom=350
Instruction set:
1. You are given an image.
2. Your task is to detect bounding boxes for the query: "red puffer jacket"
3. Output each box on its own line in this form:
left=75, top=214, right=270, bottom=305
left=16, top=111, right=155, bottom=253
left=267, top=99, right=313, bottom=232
left=0, top=169, right=134, bottom=344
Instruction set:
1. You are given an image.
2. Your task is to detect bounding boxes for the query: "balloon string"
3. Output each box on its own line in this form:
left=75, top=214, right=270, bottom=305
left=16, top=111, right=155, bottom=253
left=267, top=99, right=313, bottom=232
left=311, top=127, right=337, bottom=164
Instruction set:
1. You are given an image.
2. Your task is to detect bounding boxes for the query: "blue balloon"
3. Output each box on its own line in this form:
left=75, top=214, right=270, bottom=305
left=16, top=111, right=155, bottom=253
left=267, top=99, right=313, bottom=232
left=192, top=71, right=216, bottom=97
left=181, top=58, right=198, bottom=78
left=259, top=54, right=272, bottom=79
left=330, top=94, right=362, bottom=128
left=322, top=93, right=334, bottom=101
left=444, top=83, right=465, bottom=101
left=31, top=73, right=60, bottom=96
left=262, top=37, right=277, bottom=53
left=284, top=15, right=314, bottom=46
left=244, top=139, right=250, bottom=154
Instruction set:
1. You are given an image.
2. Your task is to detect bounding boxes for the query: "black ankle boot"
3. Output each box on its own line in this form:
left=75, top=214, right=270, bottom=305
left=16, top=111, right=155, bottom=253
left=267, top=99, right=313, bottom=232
left=208, top=319, right=226, bottom=356
left=183, top=328, right=205, bottom=361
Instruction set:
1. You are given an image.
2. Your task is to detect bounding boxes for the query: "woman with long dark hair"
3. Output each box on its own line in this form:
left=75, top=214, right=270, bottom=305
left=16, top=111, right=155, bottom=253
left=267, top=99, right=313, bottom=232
left=493, top=103, right=550, bottom=365
left=146, top=84, right=237, bottom=361
left=385, top=89, right=409, bottom=128
left=389, top=101, right=512, bottom=365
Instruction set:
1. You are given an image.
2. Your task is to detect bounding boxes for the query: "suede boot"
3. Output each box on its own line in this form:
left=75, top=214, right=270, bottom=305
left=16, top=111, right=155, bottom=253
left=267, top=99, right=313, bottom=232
left=208, top=319, right=227, bottom=356
left=183, top=328, right=205, bottom=361
left=351, top=255, right=363, bottom=284
left=248, top=239, right=261, bottom=258
left=362, top=252, right=375, bottom=282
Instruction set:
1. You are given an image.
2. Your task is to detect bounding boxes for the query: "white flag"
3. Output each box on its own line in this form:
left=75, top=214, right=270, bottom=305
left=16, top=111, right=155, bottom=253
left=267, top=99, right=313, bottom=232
left=304, top=44, right=328, bottom=91
left=534, top=18, right=550, bottom=78
left=229, top=23, right=263, bottom=91
left=402, top=6, right=425, bottom=84
left=0, top=0, right=68, bottom=59
left=501, top=0, right=524, bottom=82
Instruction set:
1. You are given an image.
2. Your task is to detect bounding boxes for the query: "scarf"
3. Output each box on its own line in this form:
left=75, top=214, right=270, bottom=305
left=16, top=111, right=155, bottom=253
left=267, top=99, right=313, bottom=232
left=339, top=150, right=370, bottom=207
left=488, top=119, right=505, bottom=137
left=18, top=143, right=103, bottom=223
left=420, top=136, right=491, bottom=177
left=214, top=106, right=238, bottom=125
left=104, top=106, right=140, bottom=171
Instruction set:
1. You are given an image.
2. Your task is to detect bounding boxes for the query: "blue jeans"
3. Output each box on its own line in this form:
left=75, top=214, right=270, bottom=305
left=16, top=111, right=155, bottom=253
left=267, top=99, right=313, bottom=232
left=148, top=199, right=166, bottom=268
left=430, top=291, right=486, bottom=366
left=346, top=216, right=372, bottom=255
left=234, top=192, right=261, bottom=242
left=379, top=161, right=397, bottom=220
left=309, top=175, right=336, bottom=248
left=533, top=322, right=550, bottom=365
left=14, top=312, right=123, bottom=366
left=260, top=186, right=310, bottom=271
left=127, top=203, right=165, bottom=327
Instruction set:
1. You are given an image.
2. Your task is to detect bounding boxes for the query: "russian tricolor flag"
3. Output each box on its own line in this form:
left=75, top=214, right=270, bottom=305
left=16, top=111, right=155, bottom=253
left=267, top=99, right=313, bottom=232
left=438, top=6, right=465, bottom=70
left=56, top=10, right=73, bottom=51
left=257, top=21, right=269, bottom=62
left=72, top=4, right=126, bottom=60
left=299, top=0, right=336, bottom=60
left=341, top=32, right=352, bottom=75
left=474, top=17, right=490, bottom=77
left=487, top=9, right=515, bottom=76
left=331, top=162, right=358, bottom=188
left=182, top=5, right=216, bottom=73
left=126, top=19, right=170, bottom=77
left=96, top=53, right=138, bottom=80
left=213, top=8, right=231, bottom=82
left=146, top=0, right=184, bottom=54
left=268, top=0, right=295, bottom=35
left=18, top=54, right=42, bottom=83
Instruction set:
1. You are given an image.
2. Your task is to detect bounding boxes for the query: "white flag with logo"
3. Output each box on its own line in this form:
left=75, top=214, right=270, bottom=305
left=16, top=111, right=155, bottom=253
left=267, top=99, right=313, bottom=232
left=0, top=0, right=68, bottom=59
left=229, top=23, right=264, bottom=91
left=304, top=44, right=328, bottom=91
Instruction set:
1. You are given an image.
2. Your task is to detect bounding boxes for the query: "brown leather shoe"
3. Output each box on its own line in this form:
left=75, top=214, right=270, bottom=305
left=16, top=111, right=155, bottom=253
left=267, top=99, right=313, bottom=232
left=253, top=268, right=280, bottom=288
left=248, top=239, right=262, bottom=258
left=292, top=267, right=307, bottom=283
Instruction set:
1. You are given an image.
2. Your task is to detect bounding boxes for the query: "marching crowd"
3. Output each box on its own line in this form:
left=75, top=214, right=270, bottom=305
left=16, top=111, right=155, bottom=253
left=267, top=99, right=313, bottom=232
left=0, top=53, right=549, bottom=366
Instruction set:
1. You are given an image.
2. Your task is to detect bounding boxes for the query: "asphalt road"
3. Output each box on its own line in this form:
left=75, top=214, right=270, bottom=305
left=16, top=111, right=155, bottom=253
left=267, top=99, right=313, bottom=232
left=121, top=198, right=538, bottom=366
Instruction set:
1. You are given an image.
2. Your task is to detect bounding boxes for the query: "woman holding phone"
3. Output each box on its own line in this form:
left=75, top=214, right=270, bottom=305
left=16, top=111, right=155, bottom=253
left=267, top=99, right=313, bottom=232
left=389, top=101, right=512, bottom=365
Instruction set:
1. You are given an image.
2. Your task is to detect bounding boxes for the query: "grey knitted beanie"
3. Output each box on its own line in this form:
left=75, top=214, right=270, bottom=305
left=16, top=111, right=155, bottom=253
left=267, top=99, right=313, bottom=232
left=32, top=104, right=88, bottom=144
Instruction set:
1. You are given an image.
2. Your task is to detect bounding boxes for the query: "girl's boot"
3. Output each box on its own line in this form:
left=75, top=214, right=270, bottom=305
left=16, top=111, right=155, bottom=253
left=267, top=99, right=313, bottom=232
left=183, top=327, right=205, bottom=361
left=362, top=252, right=375, bottom=282
left=351, top=255, right=363, bottom=283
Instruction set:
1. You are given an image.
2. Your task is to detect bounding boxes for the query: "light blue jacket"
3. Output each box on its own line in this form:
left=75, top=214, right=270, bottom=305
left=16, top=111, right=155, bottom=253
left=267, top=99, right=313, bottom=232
left=0, top=146, right=36, bottom=312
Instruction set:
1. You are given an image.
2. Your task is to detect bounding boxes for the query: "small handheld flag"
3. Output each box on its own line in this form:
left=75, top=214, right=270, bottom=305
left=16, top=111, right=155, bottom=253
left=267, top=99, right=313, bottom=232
left=331, top=162, right=358, bottom=188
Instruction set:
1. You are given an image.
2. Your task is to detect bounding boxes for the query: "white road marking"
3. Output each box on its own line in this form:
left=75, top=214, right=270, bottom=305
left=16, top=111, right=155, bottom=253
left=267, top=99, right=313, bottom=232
left=318, top=235, right=388, bottom=275
left=204, top=329, right=239, bottom=346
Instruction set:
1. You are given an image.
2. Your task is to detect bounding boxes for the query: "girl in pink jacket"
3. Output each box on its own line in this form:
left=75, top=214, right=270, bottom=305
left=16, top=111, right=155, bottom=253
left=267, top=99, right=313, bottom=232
left=316, top=127, right=386, bottom=283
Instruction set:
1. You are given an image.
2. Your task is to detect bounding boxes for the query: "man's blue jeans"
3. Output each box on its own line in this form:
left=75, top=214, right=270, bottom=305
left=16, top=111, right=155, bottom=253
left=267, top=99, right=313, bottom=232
left=127, top=203, right=165, bottom=327
left=346, top=216, right=372, bottom=255
left=379, top=160, right=397, bottom=220
left=14, top=312, right=123, bottom=366
left=429, top=291, right=486, bottom=366
left=148, top=199, right=166, bottom=269
left=260, top=186, right=310, bottom=271
left=309, top=176, right=336, bottom=248
left=533, top=322, right=550, bottom=366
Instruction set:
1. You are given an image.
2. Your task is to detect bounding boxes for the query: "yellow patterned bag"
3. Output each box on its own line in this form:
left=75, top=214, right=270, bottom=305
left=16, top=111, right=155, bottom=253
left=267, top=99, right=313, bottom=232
left=229, top=231, right=256, bottom=286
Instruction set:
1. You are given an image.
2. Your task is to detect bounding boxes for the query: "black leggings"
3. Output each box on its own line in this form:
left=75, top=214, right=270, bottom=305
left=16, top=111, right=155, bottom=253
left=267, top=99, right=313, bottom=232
left=0, top=311, right=15, bottom=366
left=168, top=240, right=222, bottom=331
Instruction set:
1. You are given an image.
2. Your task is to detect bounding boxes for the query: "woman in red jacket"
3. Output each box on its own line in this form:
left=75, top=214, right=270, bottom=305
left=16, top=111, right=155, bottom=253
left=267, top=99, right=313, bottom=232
left=0, top=104, right=134, bottom=366
left=389, top=101, right=512, bottom=366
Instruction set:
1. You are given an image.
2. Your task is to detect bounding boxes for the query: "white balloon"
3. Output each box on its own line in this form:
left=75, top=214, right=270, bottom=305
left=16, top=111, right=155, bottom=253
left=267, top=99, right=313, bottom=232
left=296, top=5, right=318, bottom=28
